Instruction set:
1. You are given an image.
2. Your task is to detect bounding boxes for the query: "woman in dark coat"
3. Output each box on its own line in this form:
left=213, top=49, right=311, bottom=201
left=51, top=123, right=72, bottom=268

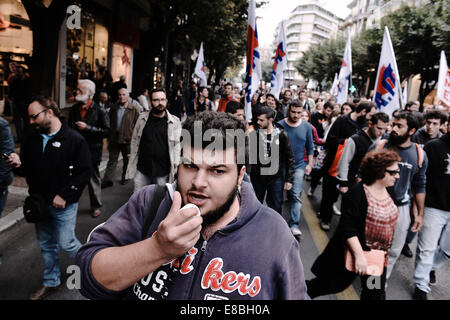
left=307, top=149, right=402, bottom=300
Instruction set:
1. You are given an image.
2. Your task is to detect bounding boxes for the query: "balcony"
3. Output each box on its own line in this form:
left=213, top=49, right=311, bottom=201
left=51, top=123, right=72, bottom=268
left=312, top=27, right=330, bottom=39
left=286, top=27, right=301, bottom=36
left=287, top=17, right=302, bottom=27
left=287, top=36, right=301, bottom=44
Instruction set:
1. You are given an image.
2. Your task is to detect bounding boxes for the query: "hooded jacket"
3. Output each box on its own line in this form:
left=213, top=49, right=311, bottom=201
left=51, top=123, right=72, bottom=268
left=322, top=114, right=361, bottom=172
left=76, top=181, right=309, bottom=300
left=412, top=127, right=442, bottom=148
left=250, top=123, right=295, bottom=184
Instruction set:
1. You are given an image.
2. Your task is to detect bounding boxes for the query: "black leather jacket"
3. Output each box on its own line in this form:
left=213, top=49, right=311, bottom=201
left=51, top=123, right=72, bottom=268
left=68, top=101, right=110, bottom=164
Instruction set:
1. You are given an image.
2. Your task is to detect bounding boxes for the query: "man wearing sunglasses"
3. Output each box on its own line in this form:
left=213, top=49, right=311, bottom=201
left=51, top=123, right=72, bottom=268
left=7, top=96, right=91, bottom=300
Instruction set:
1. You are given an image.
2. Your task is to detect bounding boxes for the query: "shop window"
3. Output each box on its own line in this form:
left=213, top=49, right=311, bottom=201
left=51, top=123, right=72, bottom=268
left=66, top=11, right=109, bottom=104
left=111, top=43, right=133, bottom=89
left=0, top=0, right=32, bottom=107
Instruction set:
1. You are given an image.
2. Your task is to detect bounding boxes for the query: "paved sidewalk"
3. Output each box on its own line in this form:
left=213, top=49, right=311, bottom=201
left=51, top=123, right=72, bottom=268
left=0, top=146, right=118, bottom=236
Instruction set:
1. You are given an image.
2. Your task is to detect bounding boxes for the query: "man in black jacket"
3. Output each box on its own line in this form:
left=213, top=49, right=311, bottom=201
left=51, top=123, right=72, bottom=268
left=69, top=79, right=110, bottom=217
left=318, top=101, right=377, bottom=231
left=8, top=96, right=91, bottom=300
left=337, top=112, right=389, bottom=192
left=413, top=119, right=450, bottom=300
left=249, top=106, right=295, bottom=215
left=402, top=110, right=447, bottom=257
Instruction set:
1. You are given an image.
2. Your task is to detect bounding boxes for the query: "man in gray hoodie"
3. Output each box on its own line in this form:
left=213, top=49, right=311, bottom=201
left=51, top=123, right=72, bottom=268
left=76, top=111, right=309, bottom=300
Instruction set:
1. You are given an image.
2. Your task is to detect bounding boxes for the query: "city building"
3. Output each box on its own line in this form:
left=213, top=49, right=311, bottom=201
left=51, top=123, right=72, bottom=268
left=341, top=0, right=430, bottom=37
left=340, top=0, right=431, bottom=101
left=279, top=0, right=343, bottom=84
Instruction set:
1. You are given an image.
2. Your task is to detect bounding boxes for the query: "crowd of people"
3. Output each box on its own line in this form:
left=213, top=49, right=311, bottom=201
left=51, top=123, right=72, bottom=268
left=0, top=78, right=449, bottom=301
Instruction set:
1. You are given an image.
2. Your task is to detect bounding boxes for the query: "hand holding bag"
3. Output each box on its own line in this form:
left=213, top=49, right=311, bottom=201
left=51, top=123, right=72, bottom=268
left=344, top=247, right=385, bottom=276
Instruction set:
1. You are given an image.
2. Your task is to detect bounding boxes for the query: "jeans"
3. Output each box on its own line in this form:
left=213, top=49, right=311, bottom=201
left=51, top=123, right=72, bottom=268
left=386, top=204, right=410, bottom=279
left=413, top=207, right=450, bottom=293
left=0, top=186, right=8, bottom=216
left=289, top=167, right=306, bottom=228
left=133, top=170, right=169, bottom=193
left=35, top=202, right=82, bottom=287
left=252, top=178, right=284, bottom=214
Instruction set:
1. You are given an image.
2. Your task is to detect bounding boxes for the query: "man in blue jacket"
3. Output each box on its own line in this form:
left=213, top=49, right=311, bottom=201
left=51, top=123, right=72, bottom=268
left=76, top=111, right=309, bottom=300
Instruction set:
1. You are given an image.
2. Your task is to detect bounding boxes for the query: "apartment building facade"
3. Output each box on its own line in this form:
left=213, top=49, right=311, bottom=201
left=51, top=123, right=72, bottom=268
left=281, top=0, right=343, bottom=83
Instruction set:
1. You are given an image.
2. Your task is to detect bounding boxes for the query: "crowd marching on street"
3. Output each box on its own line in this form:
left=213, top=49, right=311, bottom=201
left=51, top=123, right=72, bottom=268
left=0, top=1, right=449, bottom=304
left=1, top=79, right=449, bottom=301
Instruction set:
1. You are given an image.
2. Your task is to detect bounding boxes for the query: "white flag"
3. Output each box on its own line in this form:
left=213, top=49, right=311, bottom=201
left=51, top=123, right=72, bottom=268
left=330, top=73, right=339, bottom=96
left=402, top=80, right=408, bottom=107
left=373, top=27, right=403, bottom=117
left=270, top=21, right=288, bottom=99
left=436, top=50, right=450, bottom=107
left=336, top=34, right=352, bottom=104
left=244, top=0, right=262, bottom=122
left=194, top=42, right=207, bottom=87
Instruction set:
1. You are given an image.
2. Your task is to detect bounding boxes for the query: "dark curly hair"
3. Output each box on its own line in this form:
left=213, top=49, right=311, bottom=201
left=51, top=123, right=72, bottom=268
left=360, top=149, right=402, bottom=185
left=181, top=111, right=248, bottom=171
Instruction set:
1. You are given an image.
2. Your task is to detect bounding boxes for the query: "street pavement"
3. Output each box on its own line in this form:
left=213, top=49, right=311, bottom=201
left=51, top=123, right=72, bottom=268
left=0, top=162, right=449, bottom=300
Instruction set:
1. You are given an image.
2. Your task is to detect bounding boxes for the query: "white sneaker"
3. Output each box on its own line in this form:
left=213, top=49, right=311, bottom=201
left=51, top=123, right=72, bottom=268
left=333, top=203, right=341, bottom=215
left=290, top=226, right=302, bottom=236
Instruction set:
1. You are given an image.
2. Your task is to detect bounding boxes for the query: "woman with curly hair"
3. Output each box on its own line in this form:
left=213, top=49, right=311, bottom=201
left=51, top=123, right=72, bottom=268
left=307, top=149, right=402, bottom=300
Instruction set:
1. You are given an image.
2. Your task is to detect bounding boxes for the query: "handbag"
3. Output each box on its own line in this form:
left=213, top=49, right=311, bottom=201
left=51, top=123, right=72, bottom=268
left=313, top=146, right=326, bottom=170
left=23, top=194, right=51, bottom=223
left=344, top=247, right=385, bottom=276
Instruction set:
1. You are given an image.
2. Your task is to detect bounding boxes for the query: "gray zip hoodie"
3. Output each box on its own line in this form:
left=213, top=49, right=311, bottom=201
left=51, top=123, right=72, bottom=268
left=76, top=181, right=309, bottom=300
